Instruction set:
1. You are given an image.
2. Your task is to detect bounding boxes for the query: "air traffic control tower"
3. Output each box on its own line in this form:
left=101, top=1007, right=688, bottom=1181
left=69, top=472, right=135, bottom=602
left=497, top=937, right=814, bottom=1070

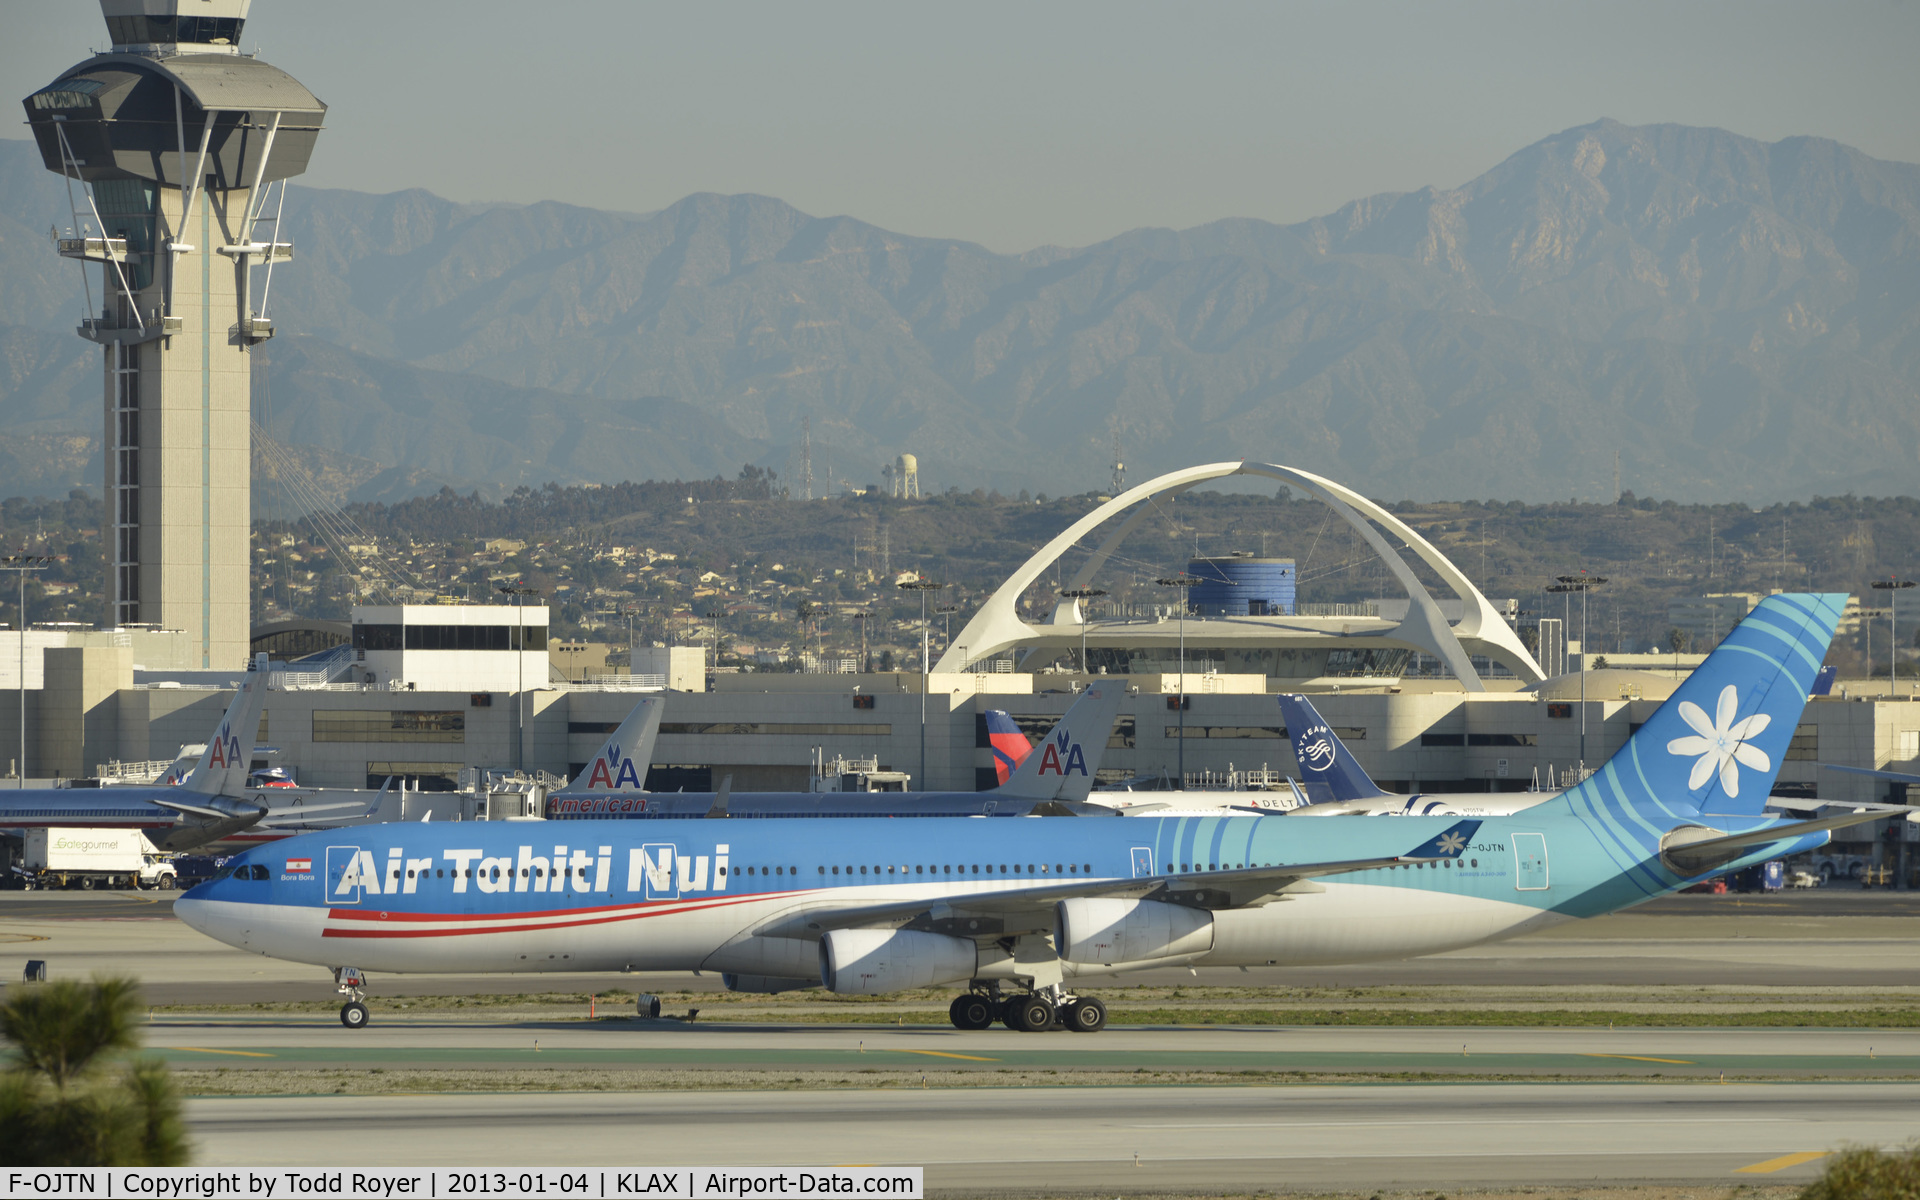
left=22, top=1, right=324, bottom=669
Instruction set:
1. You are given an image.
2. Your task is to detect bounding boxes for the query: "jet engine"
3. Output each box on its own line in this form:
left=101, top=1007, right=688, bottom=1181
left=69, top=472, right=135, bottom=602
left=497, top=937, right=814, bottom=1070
left=1055, top=897, right=1214, bottom=964
left=818, top=929, right=977, bottom=995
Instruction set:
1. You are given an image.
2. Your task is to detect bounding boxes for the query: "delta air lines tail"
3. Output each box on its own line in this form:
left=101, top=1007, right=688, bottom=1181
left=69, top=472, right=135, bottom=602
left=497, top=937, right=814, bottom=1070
left=983, top=710, right=1034, bottom=785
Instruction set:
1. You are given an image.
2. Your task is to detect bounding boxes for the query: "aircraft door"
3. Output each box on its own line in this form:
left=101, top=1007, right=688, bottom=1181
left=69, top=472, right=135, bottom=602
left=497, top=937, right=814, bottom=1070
left=326, top=845, right=362, bottom=905
left=1130, top=847, right=1154, bottom=878
left=1513, top=833, right=1549, bottom=891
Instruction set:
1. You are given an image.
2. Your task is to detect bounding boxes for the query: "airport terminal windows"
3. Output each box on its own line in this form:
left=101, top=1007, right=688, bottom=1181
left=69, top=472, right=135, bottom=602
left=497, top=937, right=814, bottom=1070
left=1786, top=723, right=1819, bottom=761
left=1469, top=733, right=1538, bottom=747
left=352, top=623, right=546, bottom=651
left=315, top=709, right=465, bottom=743
left=660, top=722, right=891, bottom=737
left=1166, top=724, right=1286, bottom=740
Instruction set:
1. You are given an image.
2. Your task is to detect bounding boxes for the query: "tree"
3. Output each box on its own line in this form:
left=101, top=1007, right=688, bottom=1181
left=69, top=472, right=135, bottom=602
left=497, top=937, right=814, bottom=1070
left=0, top=977, right=189, bottom=1166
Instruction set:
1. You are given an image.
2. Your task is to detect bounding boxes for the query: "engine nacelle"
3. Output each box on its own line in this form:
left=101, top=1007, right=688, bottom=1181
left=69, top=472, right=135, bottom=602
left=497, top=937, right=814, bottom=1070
left=721, top=973, right=820, bottom=994
left=1055, top=897, right=1214, bottom=965
left=818, top=928, right=977, bottom=995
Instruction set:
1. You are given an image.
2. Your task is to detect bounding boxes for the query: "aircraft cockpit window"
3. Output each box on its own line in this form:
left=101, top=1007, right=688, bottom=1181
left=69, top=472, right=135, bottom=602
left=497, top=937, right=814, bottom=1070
left=248, top=864, right=270, bottom=880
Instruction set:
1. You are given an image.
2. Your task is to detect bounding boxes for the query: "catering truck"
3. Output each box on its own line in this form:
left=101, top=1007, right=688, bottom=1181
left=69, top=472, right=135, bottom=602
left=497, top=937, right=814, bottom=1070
left=11, top=828, right=176, bottom=890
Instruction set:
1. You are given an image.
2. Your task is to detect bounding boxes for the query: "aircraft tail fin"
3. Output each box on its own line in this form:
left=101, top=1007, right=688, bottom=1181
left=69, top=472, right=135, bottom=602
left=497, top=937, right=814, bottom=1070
left=557, top=695, right=663, bottom=794
left=1556, top=593, right=1845, bottom=822
left=996, top=683, right=1126, bottom=802
left=181, top=654, right=270, bottom=797
left=1276, top=693, right=1387, bottom=800
left=983, top=710, right=1034, bottom=785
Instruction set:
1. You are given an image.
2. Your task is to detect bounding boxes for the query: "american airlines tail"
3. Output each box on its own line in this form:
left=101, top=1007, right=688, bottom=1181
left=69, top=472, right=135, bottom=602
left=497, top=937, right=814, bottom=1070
left=1277, top=693, right=1387, bottom=801
left=181, top=656, right=270, bottom=797
left=557, top=696, right=664, bottom=794
left=996, top=682, right=1126, bottom=802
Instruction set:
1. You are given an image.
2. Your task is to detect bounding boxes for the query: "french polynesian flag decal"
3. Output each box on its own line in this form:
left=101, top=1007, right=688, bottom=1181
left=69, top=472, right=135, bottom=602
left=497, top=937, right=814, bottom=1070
left=286, top=857, right=312, bottom=872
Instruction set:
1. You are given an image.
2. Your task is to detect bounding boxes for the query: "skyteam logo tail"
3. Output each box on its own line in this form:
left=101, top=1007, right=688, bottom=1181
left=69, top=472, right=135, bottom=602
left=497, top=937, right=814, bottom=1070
left=1552, top=593, right=1844, bottom=844
left=1276, top=694, right=1387, bottom=800
left=996, top=684, right=1125, bottom=803
left=983, top=710, right=1034, bottom=785
left=559, top=697, right=664, bottom=795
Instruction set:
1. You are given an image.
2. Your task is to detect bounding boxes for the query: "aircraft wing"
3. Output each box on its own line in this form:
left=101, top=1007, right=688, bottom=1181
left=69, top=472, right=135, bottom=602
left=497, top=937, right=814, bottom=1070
left=754, top=820, right=1481, bottom=940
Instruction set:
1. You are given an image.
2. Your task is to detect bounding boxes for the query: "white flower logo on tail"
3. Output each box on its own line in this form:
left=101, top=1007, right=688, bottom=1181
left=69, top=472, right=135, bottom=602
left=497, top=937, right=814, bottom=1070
left=1666, top=684, right=1771, bottom=797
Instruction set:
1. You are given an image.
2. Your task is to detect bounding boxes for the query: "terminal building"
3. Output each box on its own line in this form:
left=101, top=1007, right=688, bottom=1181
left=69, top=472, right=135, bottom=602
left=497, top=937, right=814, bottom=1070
left=0, top=463, right=1911, bottom=829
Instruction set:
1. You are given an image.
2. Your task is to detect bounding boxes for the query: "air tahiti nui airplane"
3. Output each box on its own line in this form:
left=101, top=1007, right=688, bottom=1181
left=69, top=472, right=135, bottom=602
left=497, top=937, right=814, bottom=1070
left=179, top=595, right=1893, bottom=1033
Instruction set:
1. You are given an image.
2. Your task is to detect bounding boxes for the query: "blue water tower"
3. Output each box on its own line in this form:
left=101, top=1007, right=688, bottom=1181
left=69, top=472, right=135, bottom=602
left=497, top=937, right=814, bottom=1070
left=1185, top=555, right=1295, bottom=616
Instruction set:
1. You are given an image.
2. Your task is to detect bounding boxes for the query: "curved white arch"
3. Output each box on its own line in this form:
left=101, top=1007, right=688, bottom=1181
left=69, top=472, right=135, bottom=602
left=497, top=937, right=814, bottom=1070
left=933, top=460, right=1544, bottom=689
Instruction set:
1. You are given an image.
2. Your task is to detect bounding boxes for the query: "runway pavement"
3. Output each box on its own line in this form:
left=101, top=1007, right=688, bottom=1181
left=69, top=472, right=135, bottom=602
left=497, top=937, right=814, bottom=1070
left=183, top=1082, right=1919, bottom=1189
left=144, top=1014, right=1920, bottom=1078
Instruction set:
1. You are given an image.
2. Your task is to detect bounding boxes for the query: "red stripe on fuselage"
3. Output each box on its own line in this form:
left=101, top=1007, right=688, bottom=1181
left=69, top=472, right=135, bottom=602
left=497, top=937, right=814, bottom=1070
left=317, top=889, right=809, bottom=939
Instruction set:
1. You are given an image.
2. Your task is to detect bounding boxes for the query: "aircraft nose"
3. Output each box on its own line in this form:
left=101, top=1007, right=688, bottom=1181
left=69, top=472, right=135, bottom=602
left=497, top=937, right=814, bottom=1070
left=173, top=895, right=211, bottom=935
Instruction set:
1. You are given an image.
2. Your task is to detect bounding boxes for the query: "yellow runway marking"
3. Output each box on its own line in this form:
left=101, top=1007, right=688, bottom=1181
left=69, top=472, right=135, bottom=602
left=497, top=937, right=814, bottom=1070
left=1736, top=1151, right=1829, bottom=1174
left=1583, top=1053, right=1695, bottom=1064
left=175, top=1047, right=276, bottom=1058
left=883, top=1049, right=1000, bottom=1062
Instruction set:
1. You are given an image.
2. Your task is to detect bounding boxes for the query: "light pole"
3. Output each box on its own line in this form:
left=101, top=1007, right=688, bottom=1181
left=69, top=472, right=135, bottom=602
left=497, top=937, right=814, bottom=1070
left=2, top=555, right=51, bottom=787
left=1547, top=573, right=1607, bottom=769
left=1156, top=574, right=1200, bottom=787
left=1059, top=587, right=1108, bottom=675
left=897, top=577, right=947, bottom=788
left=496, top=582, right=541, bottom=772
left=852, top=611, right=873, bottom=672
left=704, top=609, right=723, bottom=674
left=936, top=603, right=961, bottom=658
left=1871, top=578, right=1915, bottom=696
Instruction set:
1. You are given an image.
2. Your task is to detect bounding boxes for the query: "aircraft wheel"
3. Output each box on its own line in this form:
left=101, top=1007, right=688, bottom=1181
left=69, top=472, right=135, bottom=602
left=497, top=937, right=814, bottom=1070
left=340, top=1001, right=370, bottom=1029
left=79, top=877, right=94, bottom=891
left=949, top=994, right=994, bottom=1030
left=1064, top=997, right=1108, bottom=1033
left=1008, top=995, right=1054, bottom=1033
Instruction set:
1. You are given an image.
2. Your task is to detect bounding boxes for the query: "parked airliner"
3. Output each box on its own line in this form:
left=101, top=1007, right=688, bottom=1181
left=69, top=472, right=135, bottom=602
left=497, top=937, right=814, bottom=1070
left=179, top=595, right=1893, bottom=1033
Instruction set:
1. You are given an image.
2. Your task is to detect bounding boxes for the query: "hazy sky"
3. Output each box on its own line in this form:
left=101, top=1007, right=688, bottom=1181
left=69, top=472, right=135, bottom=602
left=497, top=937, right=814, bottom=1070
left=8, top=0, right=1920, bottom=252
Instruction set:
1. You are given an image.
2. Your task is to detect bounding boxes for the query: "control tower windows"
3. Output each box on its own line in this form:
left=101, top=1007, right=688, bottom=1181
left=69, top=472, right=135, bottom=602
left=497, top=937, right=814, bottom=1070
left=106, top=15, right=245, bottom=48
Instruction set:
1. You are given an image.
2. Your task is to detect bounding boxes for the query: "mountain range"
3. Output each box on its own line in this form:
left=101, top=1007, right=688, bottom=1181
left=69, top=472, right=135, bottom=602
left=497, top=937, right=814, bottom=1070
left=1, top=119, right=1916, bottom=503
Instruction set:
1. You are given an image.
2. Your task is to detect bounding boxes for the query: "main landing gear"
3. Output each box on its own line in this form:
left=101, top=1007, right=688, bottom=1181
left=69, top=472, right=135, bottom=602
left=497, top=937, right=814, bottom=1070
left=947, top=985, right=1107, bottom=1033
left=334, top=966, right=370, bottom=1029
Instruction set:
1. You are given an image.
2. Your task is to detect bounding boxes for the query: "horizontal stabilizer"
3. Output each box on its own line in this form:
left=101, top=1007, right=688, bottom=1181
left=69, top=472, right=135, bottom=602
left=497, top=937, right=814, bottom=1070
left=1664, top=808, right=1903, bottom=874
left=1820, top=763, right=1920, bottom=786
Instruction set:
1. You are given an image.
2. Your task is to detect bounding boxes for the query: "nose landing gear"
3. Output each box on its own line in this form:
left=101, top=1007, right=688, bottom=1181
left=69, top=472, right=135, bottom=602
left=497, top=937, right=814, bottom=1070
left=334, top=966, right=370, bottom=1029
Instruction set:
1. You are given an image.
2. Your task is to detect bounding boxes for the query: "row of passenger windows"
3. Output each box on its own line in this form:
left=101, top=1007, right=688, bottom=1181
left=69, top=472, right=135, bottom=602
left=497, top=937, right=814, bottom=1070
left=818, top=863, right=1092, bottom=877
left=237, top=858, right=1486, bottom=885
